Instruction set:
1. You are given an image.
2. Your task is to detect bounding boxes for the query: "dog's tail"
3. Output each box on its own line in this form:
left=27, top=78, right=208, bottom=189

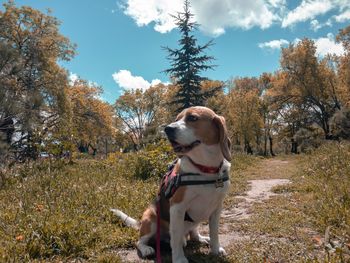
left=110, top=208, right=139, bottom=230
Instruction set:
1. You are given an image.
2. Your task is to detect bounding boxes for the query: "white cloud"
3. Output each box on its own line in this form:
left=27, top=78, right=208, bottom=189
left=314, top=33, right=345, bottom=56
left=69, top=72, right=100, bottom=87
left=69, top=72, right=79, bottom=85
left=122, top=0, right=182, bottom=33
left=120, top=0, right=350, bottom=34
left=334, top=9, right=350, bottom=22
left=258, top=39, right=289, bottom=50
left=282, top=0, right=350, bottom=28
left=191, top=0, right=281, bottom=35
left=267, top=0, right=286, bottom=8
left=259, top=33, right=344, bottom=56
left=293, top=38, right=302, bottom=45
left=282, top=0, right=333, bottom=28
left=310, top=19, right=332, bottom=31
left=88, top=80, right=99, bottom=87
left=121, top=0, right=285, bottom=36
left=310, top=19, right=322, bottom=31
left=112, top=70, right=162, bottom=92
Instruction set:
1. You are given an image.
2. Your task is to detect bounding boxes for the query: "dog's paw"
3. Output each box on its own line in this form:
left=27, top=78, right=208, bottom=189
left=182, top=237, right=187, bottom=247
left=173, top=256, right=189, bottom=263
left=189, top=232, right=210, bottom=244
left=211, top=246, right=227, bottom=256
left=197, top=235, right=210, bottom=245
left=138, top=245, right=155, bottom=258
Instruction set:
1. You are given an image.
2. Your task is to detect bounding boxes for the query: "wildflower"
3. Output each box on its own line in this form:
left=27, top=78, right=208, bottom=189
left=35, top=204, right=44, bottom=212
left=16, top=235, right=24, bottom=241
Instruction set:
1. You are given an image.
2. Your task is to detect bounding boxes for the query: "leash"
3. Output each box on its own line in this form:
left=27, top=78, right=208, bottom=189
left=156, top=197, right=162, bottom=263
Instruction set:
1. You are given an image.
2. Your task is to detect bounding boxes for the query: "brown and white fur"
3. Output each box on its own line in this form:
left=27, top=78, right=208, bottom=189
left=111, top=106, right=231, bottom=263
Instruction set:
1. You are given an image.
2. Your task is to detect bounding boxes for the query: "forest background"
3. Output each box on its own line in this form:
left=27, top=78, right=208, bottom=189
left=0, top=0, right=349, bottom=262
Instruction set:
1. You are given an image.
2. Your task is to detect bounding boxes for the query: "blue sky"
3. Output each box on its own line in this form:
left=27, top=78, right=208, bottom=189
left=7, top=0, right=350, bottom=103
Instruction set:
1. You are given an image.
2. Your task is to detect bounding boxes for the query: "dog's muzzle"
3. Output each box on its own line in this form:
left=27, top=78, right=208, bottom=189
left=164, top=126, right=200, bottom=153
left=164, top=126, right=176, bottom=141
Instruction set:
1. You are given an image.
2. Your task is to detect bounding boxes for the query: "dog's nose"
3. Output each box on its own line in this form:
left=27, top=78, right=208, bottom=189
left=164, top=126, right=176, bottom=138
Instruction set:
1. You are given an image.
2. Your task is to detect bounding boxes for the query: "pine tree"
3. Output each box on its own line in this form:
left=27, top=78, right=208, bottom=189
left=163, top=0, right=216, bottom=112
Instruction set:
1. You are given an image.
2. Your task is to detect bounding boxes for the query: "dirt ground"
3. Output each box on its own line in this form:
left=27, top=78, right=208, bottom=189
left=116, top=157, right=306, bottom=263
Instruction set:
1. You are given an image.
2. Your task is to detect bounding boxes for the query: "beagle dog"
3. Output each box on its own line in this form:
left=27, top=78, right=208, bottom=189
left=111, top=106, right=231, bottom=263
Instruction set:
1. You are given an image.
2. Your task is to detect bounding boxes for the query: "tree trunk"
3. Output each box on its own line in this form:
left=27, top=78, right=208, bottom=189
left=78, top=143, right=88, bottom=153
left=0, top=117, right=15, bottom=144
left=256, top=134, right=262, bottom=155
left=323, top=119, right=333, bottom=139
left=269, top=135, right=275, bottom=156
left=244, top=140, right=253, bottom=155
left=291, top=138, right=298, bottom=154
left=263, top=132, right=268, bottom=156
left=105, top=138, right=108, bottom=159
left=88, top=143, right=97, bottom=156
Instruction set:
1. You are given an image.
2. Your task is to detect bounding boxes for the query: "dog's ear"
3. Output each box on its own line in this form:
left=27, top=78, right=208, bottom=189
left=213, top=115, right=232, bottom=161
left=175, top=109, right=186, bottom=121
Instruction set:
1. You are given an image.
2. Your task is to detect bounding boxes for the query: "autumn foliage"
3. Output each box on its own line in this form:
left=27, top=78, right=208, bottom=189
left=1, top=1, right=350, bottom=161
left=0, top=2, right=350, bottom=262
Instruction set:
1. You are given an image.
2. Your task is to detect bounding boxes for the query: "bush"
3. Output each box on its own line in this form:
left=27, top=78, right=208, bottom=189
left=294, top=126, right=324, bottom=153
left=330, top=107, right=350, bottom=139
left=303, top=142, right=350, bottom=241
left=106, top=139, right=176, bottom=180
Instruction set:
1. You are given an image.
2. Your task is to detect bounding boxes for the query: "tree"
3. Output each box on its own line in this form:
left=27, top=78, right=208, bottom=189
left=163, top=0, right=216, bottom=112
left=68, top=79, right=114, bottom=155
left=337, top=25, right=350, bottom=107
left=226, top=77, right=262, bottom=154
left=275, top=39, right=341, bottom=139
left=114, top=84, right=168, bottom=150
left=259, top=73, right=276, bottom=156
left=0, top=1, right=75, bottom=160
left=201, top=80, right=225, bottom=114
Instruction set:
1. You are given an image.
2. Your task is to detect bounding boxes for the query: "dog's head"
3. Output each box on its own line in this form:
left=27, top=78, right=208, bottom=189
left=164, top=106, right=231, bottom=161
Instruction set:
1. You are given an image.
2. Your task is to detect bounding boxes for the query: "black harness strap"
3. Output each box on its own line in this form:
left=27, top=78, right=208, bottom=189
left=159, top=162, right=229, bottom=223
left=177, top=172, right=230, bottom=186
left=184, top=212, right=193, bottom=222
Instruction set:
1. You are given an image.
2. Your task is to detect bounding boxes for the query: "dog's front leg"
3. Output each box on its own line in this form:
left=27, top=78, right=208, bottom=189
left=170, top=204, right=188, bottom=263
left=209, top=204, right=226, bottom=256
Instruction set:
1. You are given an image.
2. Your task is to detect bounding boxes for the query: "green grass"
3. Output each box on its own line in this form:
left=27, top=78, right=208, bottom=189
left=225, top=142, right=350, bottom=263
left=0, top=139, right=177, bottom=262
left=0, top=142, right=257, bottom=262
left=0, top=159, right=158, bottom=261
left=1, top=142, right=349, bottom=262
left=301, top=142, right=350, bottom=238
left=298, top=141, right=350, bottom=263
left=226, top=194, right=321, bottom=262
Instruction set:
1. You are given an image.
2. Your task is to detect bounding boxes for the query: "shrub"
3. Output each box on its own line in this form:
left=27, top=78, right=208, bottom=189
left=294, top=126, right=324, bottom=153
left=330, top=107, right=350, bottom=139
left=303, top=142, right=350, bottom=241
left=106, top=139, right=176, bottom=180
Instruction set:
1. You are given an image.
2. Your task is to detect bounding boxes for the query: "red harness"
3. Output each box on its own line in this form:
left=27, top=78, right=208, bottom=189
left=188, top=158, right=223, bottom=174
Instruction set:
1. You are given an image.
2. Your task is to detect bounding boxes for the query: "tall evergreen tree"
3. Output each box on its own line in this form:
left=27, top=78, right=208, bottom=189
left=163, top=0, right=216, bottom=112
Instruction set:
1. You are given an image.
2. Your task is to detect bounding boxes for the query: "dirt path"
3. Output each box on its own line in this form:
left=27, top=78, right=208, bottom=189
left=117, top=157, right=297, bottom=262
left=203, top=158, right=294, bottom=250
left=222, top=179, right=290, bottom=220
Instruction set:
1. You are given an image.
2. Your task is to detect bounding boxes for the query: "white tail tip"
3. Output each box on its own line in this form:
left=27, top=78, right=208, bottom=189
left=110, top=208, right=139, bottom=229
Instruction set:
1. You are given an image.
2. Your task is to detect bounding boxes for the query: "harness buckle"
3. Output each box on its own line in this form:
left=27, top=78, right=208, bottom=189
left=215, top=178, right=224, bottom=188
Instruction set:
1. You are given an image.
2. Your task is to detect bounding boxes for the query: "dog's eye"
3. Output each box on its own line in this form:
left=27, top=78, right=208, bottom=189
left=187, top=115, right=198, bottom=122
